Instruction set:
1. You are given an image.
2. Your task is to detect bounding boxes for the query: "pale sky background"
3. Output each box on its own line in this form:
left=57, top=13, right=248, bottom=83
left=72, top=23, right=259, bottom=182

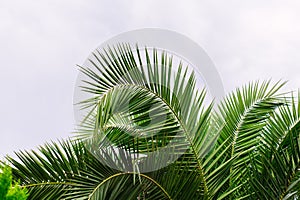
left=0, top=0, right=300, bottom=159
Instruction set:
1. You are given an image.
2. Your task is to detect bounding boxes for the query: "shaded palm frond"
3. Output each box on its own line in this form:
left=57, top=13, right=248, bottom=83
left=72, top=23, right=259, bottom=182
left=8, top=140, right=117, bottom=199
left=8, top=42, right=300, bottom=199
left=75, top=43, right=235, bottom=198
left=214, top=80, right=286, bottom=195
left=248, top=92, right=300, bottom=199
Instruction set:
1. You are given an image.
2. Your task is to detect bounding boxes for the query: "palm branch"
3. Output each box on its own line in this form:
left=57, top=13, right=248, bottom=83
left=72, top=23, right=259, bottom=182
left=6, top=43, right=300, bottom=199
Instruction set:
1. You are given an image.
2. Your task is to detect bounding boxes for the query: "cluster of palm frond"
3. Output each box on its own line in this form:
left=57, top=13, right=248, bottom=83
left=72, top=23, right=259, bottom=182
left=7, top=44, right=300, bottom=199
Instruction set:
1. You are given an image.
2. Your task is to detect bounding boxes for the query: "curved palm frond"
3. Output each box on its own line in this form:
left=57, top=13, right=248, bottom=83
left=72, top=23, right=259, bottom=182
left=8, top=139, right=209, bottom=200
left=6, top=42, right=300, bottom=200
left=213, top=80, right=286, bottom=196
left=75, top=43, right=235, bottom=199
left=8, top=140, right=107, bottom=199
left=248, top=92, right=300, bottom=199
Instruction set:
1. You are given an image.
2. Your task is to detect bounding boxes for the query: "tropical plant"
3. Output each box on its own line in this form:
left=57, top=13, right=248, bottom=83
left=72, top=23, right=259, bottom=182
left=0, top=164, right=28, bottom=200
left=6, top=44, right=300, bottom=199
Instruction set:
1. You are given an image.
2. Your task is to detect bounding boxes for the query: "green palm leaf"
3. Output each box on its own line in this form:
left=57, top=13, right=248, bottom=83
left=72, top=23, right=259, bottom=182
left=7, top=42, right=300, bottom=199
left=248, top=92, right=300, bottom=199
left=76, top=44, right=234, bottom=199
left=214, top=80, right=286, bottom=195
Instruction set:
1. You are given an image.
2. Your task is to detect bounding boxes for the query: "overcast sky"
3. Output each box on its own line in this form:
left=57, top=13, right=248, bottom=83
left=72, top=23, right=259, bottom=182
left=1, top=0, right=300, bottom=159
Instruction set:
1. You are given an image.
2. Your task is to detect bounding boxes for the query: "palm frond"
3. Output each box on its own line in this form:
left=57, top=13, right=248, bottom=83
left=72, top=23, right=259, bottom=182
left=8, top=42, right=300, bottom=199
left=214, top=80, right=286, bottom=195
left=248, top=92, right=300, bottom=199
left=75, top=43, right=234, bottom=198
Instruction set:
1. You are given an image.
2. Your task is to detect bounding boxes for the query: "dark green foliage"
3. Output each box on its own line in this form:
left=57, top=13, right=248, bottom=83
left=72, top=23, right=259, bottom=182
left=5, top=44, right=300, bottom=199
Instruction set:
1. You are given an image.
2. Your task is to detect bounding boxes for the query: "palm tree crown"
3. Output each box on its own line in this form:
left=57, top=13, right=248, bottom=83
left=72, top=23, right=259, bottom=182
left=7, top=44, right=300, bottom=199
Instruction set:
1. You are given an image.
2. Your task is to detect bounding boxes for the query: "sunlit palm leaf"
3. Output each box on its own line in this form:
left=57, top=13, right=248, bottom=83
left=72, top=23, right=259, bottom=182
left=214, top=80, right=286, bottom=196
left=7, top=42, right=300, bottom=200
left=76, top=43, right=234, bottom=198
left=248, top=92, right=300, bottom=199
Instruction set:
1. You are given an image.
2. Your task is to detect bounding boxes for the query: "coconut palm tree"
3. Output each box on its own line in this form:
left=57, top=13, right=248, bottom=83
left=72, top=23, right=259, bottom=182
left=7, top=44, right=300, bottom=199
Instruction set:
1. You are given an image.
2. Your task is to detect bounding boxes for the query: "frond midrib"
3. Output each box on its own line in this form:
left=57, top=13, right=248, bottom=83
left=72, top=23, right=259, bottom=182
left=88, top=172, right=172, bottom=200
left=277, top=117, right=300, bottom=199
left=93, top=83, right=209, bottom=196
left=275, top=117, right=300, bottom=152
left=21, top=181, right=78, bottom=188
left=230, top=99, right=263, bottom=159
